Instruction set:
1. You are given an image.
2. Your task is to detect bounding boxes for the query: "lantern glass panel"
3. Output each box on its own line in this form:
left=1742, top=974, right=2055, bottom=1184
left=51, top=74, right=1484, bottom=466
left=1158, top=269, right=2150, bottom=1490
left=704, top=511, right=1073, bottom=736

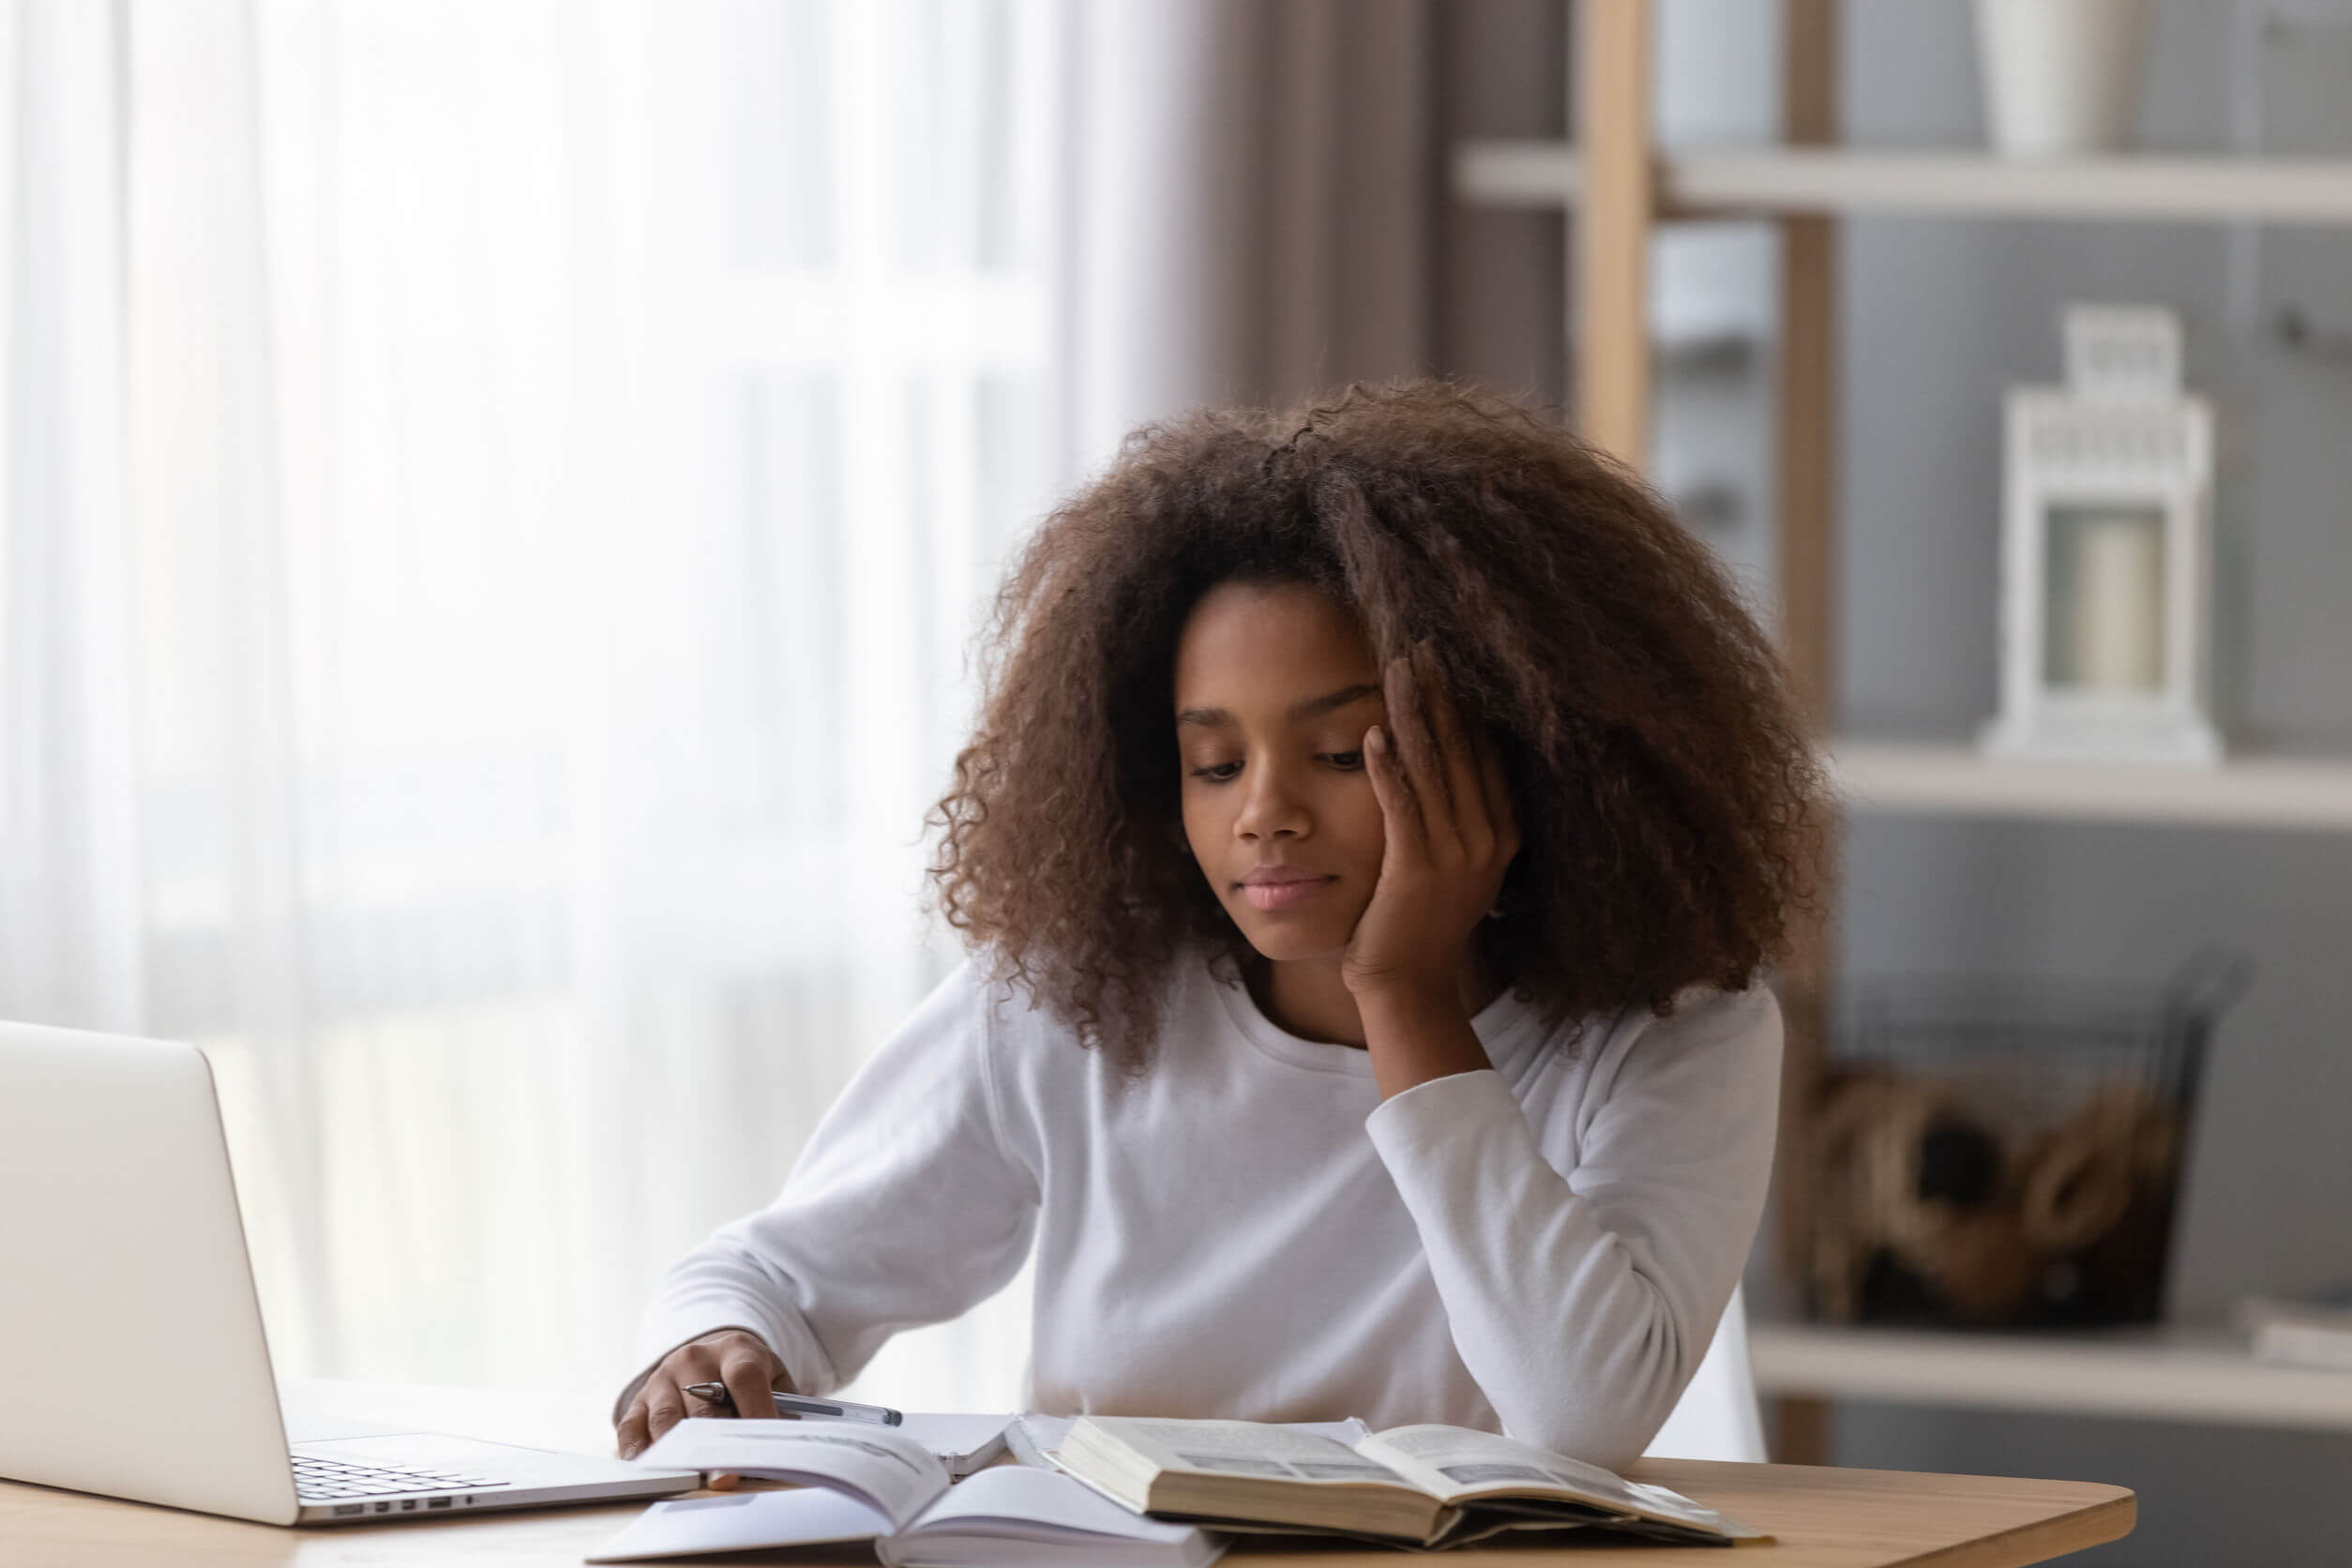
left=2043, top=503, right=2167, bottom=692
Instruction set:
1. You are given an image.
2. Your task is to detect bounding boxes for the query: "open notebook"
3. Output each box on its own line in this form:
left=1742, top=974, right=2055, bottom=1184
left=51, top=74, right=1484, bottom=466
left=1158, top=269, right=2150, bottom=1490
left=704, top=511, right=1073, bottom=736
left=596, top=1420, right=1221, bottom=1566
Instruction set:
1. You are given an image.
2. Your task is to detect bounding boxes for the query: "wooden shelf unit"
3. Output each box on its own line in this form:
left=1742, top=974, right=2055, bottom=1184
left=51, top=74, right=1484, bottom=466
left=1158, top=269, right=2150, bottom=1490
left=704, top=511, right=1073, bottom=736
left=1455, top=143, right=2352, bottom=226
left=1750, top=1321, right=2352, bottom=1433
left=1829, top=743, right=2352, bottom=831
left=1454, top=1, right=2352, bottom=1460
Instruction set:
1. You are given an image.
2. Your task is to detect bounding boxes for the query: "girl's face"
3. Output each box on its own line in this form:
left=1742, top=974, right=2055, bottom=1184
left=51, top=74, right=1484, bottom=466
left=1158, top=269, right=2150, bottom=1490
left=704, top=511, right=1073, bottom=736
left=1173, top=580, right=1388, bottom=964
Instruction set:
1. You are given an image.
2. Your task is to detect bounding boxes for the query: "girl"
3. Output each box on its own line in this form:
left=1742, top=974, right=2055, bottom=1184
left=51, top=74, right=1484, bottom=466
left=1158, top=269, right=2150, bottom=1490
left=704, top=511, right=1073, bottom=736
left=612, top=379, right=1825, bottom=1475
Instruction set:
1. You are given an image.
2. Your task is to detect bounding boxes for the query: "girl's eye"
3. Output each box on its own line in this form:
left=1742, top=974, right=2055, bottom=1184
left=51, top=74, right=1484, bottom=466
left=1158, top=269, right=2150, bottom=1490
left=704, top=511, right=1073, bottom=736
left=1185, top=753, right=1363, bottom=782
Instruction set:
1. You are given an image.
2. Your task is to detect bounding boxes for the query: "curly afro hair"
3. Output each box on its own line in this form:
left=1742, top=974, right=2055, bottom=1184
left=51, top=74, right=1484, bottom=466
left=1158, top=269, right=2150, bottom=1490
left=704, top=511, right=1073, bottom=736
left=925, top=378, right=1828, bottom=1074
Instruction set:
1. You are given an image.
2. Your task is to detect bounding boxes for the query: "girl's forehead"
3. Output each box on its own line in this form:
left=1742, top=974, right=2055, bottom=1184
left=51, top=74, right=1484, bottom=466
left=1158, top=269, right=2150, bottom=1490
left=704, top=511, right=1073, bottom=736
left=1175, top=580, right=1368, bottom=658
left=1172, top=583, right=1375, bottom=698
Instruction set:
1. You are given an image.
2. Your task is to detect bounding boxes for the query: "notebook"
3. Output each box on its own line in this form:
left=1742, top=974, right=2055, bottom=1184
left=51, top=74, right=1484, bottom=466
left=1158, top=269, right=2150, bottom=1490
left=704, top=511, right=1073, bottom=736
left=596, top=1421, right=1222, bottom=1566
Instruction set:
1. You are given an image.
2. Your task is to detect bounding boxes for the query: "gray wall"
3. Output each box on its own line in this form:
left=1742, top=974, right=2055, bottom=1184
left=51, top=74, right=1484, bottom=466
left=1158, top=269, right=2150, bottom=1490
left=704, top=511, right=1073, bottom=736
left=1670, top=4, right=2352, bottom=1563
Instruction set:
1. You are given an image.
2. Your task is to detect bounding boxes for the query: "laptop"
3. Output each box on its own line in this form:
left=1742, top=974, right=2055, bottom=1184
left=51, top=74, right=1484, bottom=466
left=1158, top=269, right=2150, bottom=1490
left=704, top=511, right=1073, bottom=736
left=0, top=1018, right=701, bottom=1526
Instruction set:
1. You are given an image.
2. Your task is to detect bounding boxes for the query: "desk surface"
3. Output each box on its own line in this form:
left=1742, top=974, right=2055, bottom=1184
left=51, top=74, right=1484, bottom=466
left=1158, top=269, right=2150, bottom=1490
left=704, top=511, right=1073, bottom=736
left=0, top=1380, right=2134, bottom=1568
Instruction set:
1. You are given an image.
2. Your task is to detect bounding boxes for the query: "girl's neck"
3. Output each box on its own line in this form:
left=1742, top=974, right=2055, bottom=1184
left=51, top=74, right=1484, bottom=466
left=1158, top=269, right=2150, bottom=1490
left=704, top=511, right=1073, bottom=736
left=1244, top=945, right=1503, bottom=1048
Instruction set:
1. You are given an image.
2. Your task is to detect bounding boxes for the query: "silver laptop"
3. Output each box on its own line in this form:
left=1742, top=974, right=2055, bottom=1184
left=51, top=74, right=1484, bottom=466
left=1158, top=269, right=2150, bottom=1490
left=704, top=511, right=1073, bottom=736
left=0, top=1018, right=701, bottom=1526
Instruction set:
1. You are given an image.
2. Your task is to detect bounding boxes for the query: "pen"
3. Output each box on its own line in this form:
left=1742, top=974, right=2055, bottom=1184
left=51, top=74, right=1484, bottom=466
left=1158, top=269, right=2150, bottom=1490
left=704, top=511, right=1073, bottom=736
left=683, top=1382, right=905, bottom=1427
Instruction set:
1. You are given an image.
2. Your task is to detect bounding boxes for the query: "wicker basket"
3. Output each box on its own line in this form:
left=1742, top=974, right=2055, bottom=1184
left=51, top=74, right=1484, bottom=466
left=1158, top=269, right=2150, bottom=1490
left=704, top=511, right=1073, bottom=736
left=1806, top=948, right=2250, bottom=1328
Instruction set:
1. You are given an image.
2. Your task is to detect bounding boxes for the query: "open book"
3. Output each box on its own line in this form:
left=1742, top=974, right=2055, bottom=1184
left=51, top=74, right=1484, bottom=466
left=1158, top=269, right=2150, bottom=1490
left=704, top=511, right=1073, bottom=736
left=597, top=1419, right=1222, bottom=1567
left=1055, top=1416, right=1770, bottom=1548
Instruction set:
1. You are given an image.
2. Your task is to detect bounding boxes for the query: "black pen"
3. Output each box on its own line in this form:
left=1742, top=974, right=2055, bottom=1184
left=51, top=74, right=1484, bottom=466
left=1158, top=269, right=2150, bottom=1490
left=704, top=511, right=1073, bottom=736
left=684, top=1382, right=905, bottom=1426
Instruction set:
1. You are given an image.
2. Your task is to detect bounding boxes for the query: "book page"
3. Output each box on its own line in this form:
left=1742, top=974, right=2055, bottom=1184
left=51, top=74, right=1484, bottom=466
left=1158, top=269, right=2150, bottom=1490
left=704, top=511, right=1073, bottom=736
left=1078, top=1418, right=1410, bottom=1488
left=631, top=1417, right=949, bottom=1529
left=1356, top=1425, right=1745, bottom=1536
left=1011, top=1413, right=1369, bottom=1469
left=585, top=1487, right=892, bottom=1563
left=903, top=1465, right=1206, bottom=1543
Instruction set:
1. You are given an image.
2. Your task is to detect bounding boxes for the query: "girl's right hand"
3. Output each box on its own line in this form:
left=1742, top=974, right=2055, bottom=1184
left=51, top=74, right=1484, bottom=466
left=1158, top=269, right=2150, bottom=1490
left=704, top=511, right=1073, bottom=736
left=614, top=1326, right=792, bottom=1490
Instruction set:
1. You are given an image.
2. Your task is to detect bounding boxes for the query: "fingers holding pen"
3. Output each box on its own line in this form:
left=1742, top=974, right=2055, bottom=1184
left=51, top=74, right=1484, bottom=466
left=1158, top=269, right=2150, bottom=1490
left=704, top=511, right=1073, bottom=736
left=620, top=1370, right=738, bottom=1488
left=702, top=1353, right=790, bottom=1489
left=722, top=1349, right=780, bottom=1426
left=615, top=1327, right=787, bottom=1487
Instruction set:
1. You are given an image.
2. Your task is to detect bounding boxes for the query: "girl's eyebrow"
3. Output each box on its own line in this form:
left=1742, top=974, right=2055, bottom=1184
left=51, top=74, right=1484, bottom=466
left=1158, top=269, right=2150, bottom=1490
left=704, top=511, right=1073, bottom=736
left=1175, top=682, right=1380, bottom=730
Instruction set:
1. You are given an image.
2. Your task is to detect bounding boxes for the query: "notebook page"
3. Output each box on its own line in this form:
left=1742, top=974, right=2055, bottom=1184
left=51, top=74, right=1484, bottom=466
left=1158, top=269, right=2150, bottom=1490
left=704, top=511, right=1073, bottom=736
left=584, top=1487, right=890, bottom=1563
left=906, top=1465, right=1204, bottom=1542
left=632, top=1418, right=948, bottom=1528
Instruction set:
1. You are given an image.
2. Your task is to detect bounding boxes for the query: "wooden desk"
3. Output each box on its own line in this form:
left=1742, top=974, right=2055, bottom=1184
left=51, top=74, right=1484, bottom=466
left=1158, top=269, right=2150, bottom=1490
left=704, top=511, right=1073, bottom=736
left=0, top=1381, right=2133, bottom=1567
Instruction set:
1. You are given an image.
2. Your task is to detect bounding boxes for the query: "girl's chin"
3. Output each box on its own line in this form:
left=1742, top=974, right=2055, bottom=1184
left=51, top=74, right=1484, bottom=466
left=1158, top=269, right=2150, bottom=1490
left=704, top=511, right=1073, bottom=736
left=1233, top=912, right=1357, bottom=962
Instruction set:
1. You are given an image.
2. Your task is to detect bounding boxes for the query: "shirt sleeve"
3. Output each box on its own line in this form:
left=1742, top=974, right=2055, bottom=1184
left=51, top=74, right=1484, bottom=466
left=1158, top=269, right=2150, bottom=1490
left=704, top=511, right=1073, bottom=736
left=1362, top=986, right=1782, bottom=1470
left=611, top=958, right=1041, bottom=1425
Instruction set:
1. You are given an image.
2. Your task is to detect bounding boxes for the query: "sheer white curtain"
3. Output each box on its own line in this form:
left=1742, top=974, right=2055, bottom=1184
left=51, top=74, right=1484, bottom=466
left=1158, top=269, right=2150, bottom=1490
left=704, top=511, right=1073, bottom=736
left=0, top=0, right=1074, bottom=1409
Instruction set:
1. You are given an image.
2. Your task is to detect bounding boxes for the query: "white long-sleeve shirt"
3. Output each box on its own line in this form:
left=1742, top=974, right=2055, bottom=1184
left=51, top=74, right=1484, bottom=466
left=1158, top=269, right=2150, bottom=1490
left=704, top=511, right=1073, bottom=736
left=616, top=947, right=1781, bottom=1470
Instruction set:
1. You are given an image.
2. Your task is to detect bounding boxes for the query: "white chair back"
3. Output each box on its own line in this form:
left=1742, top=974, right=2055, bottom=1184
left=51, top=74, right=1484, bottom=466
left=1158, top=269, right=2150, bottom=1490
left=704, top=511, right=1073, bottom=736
left=1641, top=1284, right=1766, bottom=1462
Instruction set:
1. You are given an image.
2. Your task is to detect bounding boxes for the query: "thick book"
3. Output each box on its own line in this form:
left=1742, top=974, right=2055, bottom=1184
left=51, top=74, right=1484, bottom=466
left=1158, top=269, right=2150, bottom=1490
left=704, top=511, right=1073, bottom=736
left=1005, top=1413, right=1371, bottom=1470
left=1053, top=1415, right=1771, bottom=1549
left=599, top=1419, right=1221, bottom=1566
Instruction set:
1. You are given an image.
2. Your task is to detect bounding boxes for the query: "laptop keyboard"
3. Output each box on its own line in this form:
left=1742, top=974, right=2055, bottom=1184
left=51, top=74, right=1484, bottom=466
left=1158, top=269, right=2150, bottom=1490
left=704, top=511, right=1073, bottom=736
left=292, top=1452, right=515, bottom=1500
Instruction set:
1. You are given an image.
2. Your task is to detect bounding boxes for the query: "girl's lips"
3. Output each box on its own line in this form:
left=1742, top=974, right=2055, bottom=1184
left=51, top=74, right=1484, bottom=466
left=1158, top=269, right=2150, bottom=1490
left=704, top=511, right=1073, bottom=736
left=1241, top=876, right=1335, bottom=912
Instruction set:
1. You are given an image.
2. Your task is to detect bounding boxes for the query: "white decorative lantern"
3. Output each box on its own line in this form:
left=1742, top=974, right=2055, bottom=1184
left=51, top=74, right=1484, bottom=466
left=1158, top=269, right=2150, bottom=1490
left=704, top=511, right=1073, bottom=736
left=1980, top=305, right=2222, bottom=765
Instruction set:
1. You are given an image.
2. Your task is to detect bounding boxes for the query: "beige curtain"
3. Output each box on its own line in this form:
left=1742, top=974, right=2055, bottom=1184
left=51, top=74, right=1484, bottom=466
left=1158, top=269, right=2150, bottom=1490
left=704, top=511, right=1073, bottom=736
left=1064, top=0, right=1564, bottom=472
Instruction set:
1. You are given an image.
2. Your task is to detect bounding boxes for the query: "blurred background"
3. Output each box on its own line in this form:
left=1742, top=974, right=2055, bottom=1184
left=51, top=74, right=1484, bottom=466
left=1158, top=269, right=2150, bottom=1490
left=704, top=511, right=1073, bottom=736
left=4, top=3, right=2349, bottom=1564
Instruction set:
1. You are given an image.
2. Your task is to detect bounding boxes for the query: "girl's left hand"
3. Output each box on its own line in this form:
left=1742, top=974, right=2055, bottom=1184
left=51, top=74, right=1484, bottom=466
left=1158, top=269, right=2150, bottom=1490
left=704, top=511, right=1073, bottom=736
left=1341, top=647, right=1521, bottom=1005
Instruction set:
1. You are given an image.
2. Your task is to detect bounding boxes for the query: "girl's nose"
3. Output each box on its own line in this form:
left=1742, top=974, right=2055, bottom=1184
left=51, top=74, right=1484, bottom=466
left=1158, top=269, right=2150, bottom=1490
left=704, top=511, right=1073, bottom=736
left=1235, top=764, right=1309, bottom=840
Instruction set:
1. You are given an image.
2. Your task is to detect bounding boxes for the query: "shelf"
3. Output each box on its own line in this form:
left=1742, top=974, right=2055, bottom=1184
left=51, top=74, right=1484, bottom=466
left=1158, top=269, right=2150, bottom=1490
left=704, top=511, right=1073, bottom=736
left=1456, top=143, right=2352, bottom=226
left=1828, top=742, right=2352, bottom=831
left=1751, top=1320, right=2352, bottom=1432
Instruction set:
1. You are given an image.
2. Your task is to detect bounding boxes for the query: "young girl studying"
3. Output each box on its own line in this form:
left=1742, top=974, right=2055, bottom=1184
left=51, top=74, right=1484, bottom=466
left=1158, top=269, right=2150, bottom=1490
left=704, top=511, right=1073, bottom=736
left=611, top=379, right=1827, bottom=1480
